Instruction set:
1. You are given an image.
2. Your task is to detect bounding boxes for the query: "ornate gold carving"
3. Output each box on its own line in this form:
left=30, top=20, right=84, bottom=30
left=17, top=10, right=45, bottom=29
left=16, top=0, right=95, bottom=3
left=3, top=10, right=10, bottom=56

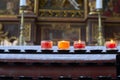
left=23, top=23, right=31, bottom=41
left=89, top=0, right=97, bottom=15
left=26, top=0, right=34, bottom=11
left=0, top=23, right=8, bottom=42
left=39, top=9, right=84, bottom=18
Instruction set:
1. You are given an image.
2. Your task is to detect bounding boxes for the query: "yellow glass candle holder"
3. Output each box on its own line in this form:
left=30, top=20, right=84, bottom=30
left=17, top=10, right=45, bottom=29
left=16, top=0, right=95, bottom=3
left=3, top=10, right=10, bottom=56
left=58, top=40, right=70, bottom=50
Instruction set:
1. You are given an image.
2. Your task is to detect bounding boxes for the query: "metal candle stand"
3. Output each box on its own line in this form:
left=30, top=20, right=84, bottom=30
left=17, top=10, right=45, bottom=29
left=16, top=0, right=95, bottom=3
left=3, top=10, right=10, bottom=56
left=96, top=9, right=105, bottom=46
left=19, top=6, right=28, bottom=45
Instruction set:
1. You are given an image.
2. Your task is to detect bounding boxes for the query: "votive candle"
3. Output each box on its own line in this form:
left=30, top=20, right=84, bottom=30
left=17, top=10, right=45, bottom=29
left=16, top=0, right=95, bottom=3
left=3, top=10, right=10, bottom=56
left=105, top=40, right=117, bottom=49
left=74, top=40, right=85, bottom=50
left=58, top=40, right=70, bottom=50
left=41, top=40, right=53, bottom=50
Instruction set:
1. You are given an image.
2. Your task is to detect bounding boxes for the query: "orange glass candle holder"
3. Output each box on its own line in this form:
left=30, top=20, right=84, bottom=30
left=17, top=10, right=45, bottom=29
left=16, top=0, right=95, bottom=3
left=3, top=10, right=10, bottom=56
left=58, top=40, right=70, bottom=50
left=74, top=40, right=86, bottom=50
left=41, top=40, right=53, bottom=50
left=105, top=40, right=117, bottom=49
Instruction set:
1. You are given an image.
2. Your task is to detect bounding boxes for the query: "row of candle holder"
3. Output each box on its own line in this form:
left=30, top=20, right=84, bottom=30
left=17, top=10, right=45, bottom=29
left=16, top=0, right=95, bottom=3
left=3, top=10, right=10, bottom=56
left=41, top=40, right=117, bottom=50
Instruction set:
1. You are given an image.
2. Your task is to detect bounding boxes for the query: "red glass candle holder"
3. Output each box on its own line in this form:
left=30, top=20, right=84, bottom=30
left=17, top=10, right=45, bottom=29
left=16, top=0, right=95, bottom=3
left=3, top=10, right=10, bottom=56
left=105, top=40, right=117, bottom=49
left=41, top=40, right=53, bottom=50
left=74, top=41, right=86, bottom=50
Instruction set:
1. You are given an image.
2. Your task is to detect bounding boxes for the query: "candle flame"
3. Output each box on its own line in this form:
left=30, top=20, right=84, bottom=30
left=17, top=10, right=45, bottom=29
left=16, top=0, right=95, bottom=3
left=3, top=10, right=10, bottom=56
left=110, top=40, right=114, bottom=43
left=61, top=40, right=65, bottom=42
left=78, top=40, right=81, bottom=43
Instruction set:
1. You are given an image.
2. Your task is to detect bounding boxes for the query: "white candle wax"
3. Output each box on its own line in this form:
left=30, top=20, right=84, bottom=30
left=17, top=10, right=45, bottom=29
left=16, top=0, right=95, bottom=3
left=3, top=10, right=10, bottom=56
left=96, top=0, right=103, bottom=9
left=20, top=0, right=27, bottom=6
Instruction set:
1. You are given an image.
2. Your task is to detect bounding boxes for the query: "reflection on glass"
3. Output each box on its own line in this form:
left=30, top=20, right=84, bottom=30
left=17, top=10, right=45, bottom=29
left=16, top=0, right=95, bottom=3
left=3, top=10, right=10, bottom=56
left=41, top=24, right=81, bottom=45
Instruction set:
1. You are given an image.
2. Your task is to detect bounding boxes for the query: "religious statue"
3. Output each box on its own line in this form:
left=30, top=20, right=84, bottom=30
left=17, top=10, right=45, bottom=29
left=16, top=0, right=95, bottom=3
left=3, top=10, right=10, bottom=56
left=26, top=0, right=34, bottom=12
left=59, top=0, right=82, bottom=10
left=0, top=24, right=8, bottom=44
left=0, top=23, right=19, bottom=46
left=89, top=0, right=96, bottom=14
left=103, top=0, right=120, bottom=17
left=9, top=37, right=18, bottom=46
left=68, top=0, right=80, bottom=10
left=6, top=1, right=15, bottom=15
left=40, top=0, right=82, bottom=10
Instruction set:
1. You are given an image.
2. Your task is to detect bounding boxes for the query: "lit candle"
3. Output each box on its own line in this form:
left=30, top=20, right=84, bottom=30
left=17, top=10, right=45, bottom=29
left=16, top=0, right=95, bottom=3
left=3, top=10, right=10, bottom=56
left=74, top=40, right=86, bottom=50
left=41, top=40, right=53, bottom=50
left=96, top=0, right=103, bottom=9
left=20, top=0, right=27, bottom=6
left=105, top=40, right=117, bottom=49
left=58, top=40, right=70, bottom=50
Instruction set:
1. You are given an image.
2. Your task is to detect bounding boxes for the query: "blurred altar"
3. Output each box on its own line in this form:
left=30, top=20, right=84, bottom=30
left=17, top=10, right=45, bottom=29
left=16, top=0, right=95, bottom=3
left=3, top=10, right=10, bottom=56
left=0, top=0, right=119, bottom=46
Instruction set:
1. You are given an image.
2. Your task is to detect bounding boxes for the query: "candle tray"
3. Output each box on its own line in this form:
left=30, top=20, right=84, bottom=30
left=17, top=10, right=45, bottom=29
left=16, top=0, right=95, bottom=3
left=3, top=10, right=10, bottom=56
left=0, top=49, right=5, bottom=53
left=8, top=49, right=21, bottom=53
left=90, top=50, right=102, bottom=54
left=106, top=49, right=118, bottom=54
left=58, top=50, right=70, bottom=54
left=25, top=49, right=37, bottom=53
left=41, top=50, right=53, bottom=53
left=74, top=50, right=86, bottom=54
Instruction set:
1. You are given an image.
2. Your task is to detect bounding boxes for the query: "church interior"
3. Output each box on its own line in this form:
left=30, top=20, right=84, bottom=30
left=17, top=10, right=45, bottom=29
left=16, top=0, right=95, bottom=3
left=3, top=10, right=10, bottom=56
left=0, top=0, right=120, bottom=80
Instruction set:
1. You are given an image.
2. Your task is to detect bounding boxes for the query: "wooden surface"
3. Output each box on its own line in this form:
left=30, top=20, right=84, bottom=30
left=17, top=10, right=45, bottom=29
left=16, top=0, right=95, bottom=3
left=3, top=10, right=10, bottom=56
left=0, top=57, right=116, bottom=80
